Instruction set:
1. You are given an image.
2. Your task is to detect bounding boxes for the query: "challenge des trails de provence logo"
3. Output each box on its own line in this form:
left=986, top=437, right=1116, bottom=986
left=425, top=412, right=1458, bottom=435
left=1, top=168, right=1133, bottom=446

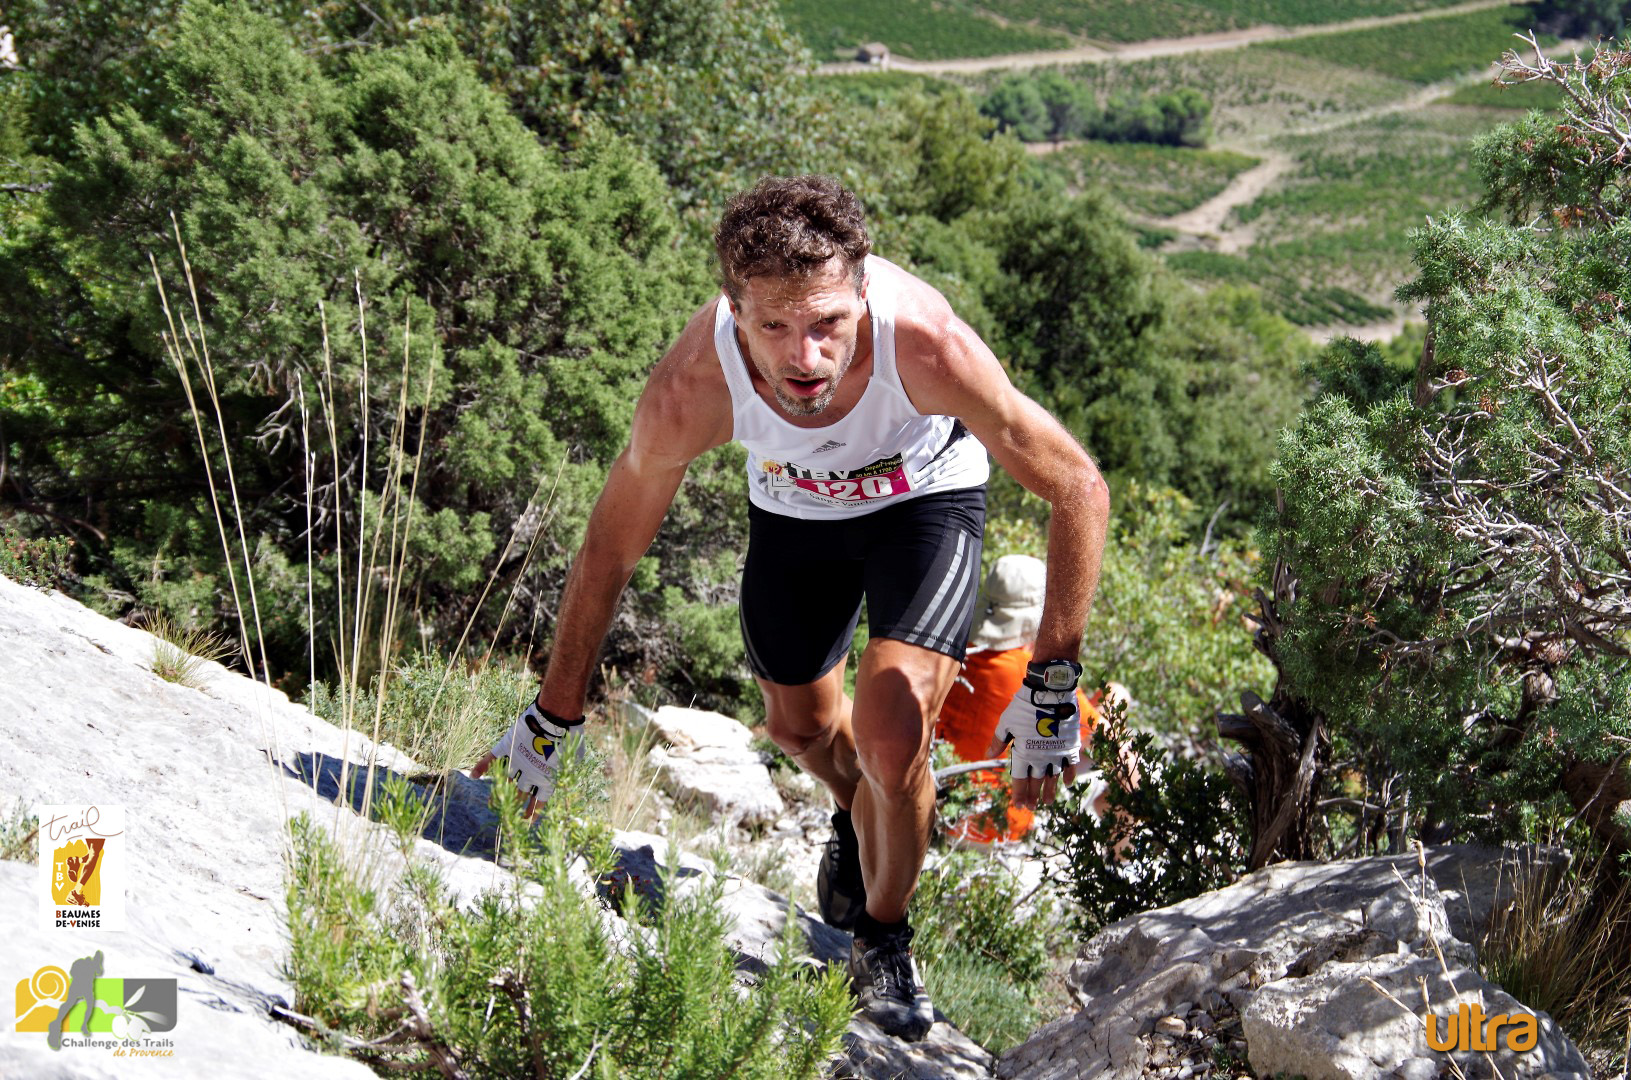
left=35, top=804, right=126, bottom=931
left=15, top=951, right=177, bottom=1056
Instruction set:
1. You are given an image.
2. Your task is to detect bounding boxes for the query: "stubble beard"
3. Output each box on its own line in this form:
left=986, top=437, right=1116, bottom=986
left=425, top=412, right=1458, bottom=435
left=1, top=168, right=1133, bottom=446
left=772, top=343, right=856, bottom=417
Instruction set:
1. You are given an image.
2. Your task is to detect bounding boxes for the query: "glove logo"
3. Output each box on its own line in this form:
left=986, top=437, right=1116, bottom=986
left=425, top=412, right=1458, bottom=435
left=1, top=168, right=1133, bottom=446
left=532, top=735, right=556, bottom=760
left=1035, top=712, right=1059, bottom=738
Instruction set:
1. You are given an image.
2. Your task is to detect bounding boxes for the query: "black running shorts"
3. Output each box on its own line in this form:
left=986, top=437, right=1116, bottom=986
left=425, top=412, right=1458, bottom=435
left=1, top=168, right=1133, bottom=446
left=738, top=487, right=986, bottom=686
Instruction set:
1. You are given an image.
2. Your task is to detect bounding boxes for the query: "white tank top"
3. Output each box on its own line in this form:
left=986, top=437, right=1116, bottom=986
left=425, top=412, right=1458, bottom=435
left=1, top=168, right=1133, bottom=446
left=715, top=255, right=990, bottom=520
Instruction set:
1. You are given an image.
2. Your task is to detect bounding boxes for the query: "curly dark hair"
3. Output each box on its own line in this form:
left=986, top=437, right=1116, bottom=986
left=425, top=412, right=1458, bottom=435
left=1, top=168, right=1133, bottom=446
left=714, top=175, right=871, bottom=302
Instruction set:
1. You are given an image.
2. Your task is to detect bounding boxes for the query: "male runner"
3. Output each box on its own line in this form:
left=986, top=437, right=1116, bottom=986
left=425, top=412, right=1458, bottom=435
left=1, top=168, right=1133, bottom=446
left=474, top=174, right=1109, bottom=1040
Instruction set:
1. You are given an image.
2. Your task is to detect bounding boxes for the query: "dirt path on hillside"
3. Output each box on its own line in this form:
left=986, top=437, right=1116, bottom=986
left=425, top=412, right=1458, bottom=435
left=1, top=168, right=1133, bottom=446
left=1162, top=152, right=1293, bottom=250
left=818, top=0, right=1518, bottom=76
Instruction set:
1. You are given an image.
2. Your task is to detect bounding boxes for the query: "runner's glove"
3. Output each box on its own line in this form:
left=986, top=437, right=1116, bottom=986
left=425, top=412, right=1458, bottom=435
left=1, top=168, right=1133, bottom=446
left=993, top=672, right=1081, bottom=780
left=487, top=701, right=584, bottom=807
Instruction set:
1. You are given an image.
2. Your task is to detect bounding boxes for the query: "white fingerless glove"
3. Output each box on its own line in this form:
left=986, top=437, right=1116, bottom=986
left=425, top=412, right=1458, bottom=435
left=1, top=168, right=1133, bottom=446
left=993, top=674, right=1081, bottom=780
left=488, top=700, right=583, bottom=806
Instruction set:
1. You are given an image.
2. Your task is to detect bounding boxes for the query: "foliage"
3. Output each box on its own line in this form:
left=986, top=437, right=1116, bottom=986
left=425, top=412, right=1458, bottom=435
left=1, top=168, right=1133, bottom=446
left=1042, top=697, right=1249, bottom=936
left=1256, top=40, right=1631, bottom=859
left=911, top=850, right=1057, bottom=1052
left=284, top=779, right=853, bottom=1078
left=1259, top=6, right=1556, bottom=85
left=0, top=799, right=39, bottom=863
left=982, top=74, right=1211, bottom=147
left=776, top=0, right=1066, bottom=60
left=0, top=519, right=73, bottom=589
left=1533, top=0, right=1631, bottom=38
left=1092, top=88, right=1213, bottom=148
left=0, top=3, right=724, bottom=691
left=1038, top=141, right=1261, bottom=218
left=985, top=484, right=1278, bottom=737
left=986, top=191, right=1310, bottom=517
left=981, top=70, right=1097, bottom=143
left=306, top=654, right=535, bottom=773
left=8, top=0, right=832, bottom=221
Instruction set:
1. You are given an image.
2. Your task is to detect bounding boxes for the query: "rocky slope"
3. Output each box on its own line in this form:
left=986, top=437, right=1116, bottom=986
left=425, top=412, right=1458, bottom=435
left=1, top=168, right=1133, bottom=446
left=0, top=575, right=988, bottom=1078
left=0, top=575, right=1595, bottom=1079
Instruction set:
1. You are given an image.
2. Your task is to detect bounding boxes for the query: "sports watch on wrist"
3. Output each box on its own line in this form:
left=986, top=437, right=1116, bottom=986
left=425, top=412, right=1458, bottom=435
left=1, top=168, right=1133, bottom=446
left=1024, top=658, right=1084, bottom=694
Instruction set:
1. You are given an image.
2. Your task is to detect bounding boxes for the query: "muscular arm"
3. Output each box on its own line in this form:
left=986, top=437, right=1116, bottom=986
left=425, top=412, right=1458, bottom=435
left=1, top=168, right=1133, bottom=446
left=534, top=301, right=735, bottom=718
left=895, top=302, right=1110, bottom=659
left=892, top=277, right=1110, bottom=805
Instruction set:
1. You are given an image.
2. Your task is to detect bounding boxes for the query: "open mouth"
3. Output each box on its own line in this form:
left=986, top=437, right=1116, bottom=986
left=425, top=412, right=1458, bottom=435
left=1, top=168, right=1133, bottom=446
left=784, top=375, right=829, bottom=398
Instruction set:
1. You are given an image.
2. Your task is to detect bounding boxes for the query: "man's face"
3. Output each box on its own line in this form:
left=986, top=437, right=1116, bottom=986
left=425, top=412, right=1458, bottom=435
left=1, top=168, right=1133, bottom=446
left=730, top=257, right=867, bottom=417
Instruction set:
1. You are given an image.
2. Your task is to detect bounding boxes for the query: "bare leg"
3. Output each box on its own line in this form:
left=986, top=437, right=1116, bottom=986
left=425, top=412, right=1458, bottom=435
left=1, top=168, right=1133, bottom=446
left=849, top=638, right=960, bottom=923
left=758, top=657, right=862, bottom=811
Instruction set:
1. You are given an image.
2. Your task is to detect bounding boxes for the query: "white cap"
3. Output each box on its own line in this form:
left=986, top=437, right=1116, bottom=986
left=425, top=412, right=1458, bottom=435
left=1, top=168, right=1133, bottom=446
left=969, top=554, right=1045, bottom=651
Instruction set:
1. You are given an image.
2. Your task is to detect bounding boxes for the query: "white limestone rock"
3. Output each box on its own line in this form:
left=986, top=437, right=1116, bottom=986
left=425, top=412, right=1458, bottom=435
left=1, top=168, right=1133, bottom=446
left=1243, top=952, right=1589, bottom=1079
left=997, top=854, right=1591, bottom=1080
left=644, top=705, right=785, bottom=825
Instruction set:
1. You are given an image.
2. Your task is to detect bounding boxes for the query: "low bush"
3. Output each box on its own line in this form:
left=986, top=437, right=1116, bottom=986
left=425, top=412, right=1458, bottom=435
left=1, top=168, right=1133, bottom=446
left=283, top=775, right=853, bottom=1077
left=912, top=849, right=1059, bottom=1052
left=305, top=653, right=534, bottom=774
left=0, top=521, right=73, bottom=591
left=1041, top=698, right=1249, bottom=936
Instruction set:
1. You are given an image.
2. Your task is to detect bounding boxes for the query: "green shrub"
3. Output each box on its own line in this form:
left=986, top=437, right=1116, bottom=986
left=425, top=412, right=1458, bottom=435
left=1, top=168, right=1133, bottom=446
left=0, top=800, right=40, bottom=864
left=0, top=521, right=73, bottom=590
left=284, top=779, right=852, bottom=1077
left=987, top=484, right=1278, bottom=738
left=1042, top=699, right=1249, bottom=935
left=305, top=653, right=535, bottom=773
left=911, top=850, right=1058, bottom=1052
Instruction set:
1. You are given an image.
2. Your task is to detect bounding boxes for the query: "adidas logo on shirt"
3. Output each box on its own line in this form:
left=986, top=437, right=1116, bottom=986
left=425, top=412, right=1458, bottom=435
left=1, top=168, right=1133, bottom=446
left=810, top=439, right=847, bottom=454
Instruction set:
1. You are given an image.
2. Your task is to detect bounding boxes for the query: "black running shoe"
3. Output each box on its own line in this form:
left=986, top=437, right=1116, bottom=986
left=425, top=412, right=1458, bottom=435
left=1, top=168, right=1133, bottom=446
left=817, top=809, right=866, bottom=931
left=849, top=925, right=934, bottom=1042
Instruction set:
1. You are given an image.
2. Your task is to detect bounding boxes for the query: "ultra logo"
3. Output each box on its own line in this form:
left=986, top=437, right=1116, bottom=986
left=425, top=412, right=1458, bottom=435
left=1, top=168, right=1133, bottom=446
left=1425, top=1002, right=1540, bottom=1053
left=16, top=952, right=177, bottom=1054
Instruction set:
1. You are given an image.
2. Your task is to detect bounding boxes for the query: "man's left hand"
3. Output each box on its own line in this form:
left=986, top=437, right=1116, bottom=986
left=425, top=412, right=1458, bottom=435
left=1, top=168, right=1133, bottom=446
left=987, top=683, right=1080, bottom=809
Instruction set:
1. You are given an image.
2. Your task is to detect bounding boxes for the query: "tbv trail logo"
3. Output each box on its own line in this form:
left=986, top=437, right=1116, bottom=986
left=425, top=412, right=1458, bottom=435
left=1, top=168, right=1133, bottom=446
left=16, top=951, right=177, bottom=1056
left=37, top=804, right=127, bottom=931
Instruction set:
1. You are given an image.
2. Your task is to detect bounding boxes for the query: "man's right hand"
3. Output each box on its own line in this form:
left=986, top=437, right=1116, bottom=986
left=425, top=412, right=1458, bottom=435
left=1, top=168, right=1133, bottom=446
left=470, top=700, right=584, bottom=818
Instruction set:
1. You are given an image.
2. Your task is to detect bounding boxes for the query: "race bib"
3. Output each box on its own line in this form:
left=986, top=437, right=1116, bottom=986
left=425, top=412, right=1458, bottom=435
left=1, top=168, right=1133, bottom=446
left=763, top=453, right=912, bottom=507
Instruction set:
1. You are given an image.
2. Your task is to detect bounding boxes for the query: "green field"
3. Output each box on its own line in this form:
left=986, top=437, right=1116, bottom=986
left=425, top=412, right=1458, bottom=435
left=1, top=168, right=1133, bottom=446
left=1046, top=47, right=1415, bottom=143
left=1041, top=142, right=1262, bottom=217
left=1437, top=75, right=1564, bottom=108
left=779, top=0, right=1069, bottom=60
left=1257, top=5, right=1556, bottom=83
left=974, top=0, right=1474, bottom=43
left=1168, top=106, right=1503, bottom=323
left=783, top=0, right=1482, bottom=54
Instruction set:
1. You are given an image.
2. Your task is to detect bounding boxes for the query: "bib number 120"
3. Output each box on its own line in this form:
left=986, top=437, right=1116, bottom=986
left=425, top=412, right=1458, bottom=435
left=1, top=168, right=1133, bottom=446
left=806, top=476, right=895, bottom=500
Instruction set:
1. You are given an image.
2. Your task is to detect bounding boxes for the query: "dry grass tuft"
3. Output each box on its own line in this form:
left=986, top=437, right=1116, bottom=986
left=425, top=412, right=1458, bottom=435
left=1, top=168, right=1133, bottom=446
left=1478, top=850, right=1631, bottom=1062
left=148, top=611, right=237, bottom=689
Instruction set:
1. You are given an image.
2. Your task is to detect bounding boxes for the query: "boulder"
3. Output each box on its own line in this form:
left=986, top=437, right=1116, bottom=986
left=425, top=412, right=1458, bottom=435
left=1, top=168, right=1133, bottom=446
left=642, top=705, right=786, bottom=826
left=997, top=854, right=1590, bottom=1080
left=1244, top=951, right=1588, bottom=1079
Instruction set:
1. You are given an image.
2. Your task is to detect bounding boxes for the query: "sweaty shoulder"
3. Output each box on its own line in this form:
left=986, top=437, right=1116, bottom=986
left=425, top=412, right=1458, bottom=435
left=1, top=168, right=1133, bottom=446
left=873, top=259, right=1003, bottom=416
left=630, top=297, right=734, bottom=466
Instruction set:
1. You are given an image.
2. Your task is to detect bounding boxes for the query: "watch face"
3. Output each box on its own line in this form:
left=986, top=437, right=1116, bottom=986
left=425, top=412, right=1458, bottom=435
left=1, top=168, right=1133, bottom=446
left=1043, top=664, right=1076, bottom=691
